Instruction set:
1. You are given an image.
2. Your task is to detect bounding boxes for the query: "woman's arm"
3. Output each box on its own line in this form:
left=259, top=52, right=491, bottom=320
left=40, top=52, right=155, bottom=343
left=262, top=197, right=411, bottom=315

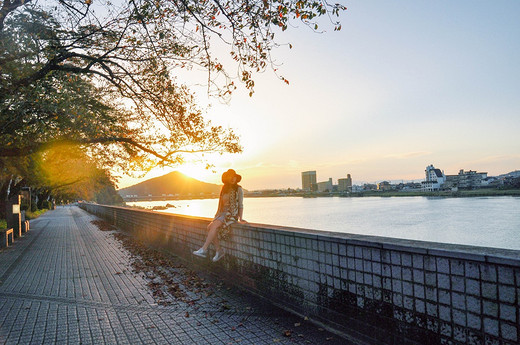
left=237, top=187, right=246, bottom=222
left=215, top=189, right=223, bottom=216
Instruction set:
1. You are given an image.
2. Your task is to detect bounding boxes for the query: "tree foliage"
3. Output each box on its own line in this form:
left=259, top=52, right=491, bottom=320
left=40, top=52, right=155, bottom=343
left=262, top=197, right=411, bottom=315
left=0, top=146, right=122, bottom=217
left=0, top=5, right=243, bottom=170
left=1, top=0, right=345, bottom=164
left=0, top=0, right=345, bottom=205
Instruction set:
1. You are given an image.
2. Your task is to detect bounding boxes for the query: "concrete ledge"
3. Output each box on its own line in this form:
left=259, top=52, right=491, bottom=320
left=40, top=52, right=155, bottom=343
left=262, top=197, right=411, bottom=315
left=80, top=203, right=520, bottom=345
left=89, top=204, right=520, bottom=262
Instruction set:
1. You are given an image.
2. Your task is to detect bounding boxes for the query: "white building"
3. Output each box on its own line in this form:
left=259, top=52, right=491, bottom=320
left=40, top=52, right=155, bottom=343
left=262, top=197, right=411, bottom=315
left=421, top=164, right=446, bottom=192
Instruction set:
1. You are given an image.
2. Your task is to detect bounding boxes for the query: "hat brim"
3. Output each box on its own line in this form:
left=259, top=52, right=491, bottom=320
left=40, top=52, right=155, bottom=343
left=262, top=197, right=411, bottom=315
left=222, top=171, right=242, bottom=184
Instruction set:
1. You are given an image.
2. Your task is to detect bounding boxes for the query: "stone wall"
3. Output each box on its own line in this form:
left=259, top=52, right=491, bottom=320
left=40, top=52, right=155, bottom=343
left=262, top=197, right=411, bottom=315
left=80, top=203, right=520, bottom=345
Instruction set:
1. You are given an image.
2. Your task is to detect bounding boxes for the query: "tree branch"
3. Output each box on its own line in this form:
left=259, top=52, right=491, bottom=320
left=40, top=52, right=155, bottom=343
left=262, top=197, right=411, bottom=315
left=0, top=136, right=176, bottom=163
left=0, top=0, right=32, bottom=32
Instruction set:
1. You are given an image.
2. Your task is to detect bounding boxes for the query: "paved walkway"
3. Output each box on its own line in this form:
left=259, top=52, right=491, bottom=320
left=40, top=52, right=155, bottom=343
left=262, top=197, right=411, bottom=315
left=0, top=206, right=349, bottom=345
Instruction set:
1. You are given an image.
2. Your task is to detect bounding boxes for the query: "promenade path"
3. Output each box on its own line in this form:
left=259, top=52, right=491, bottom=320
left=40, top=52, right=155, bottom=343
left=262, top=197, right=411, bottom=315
left=0, top=206, right=350, bottom=345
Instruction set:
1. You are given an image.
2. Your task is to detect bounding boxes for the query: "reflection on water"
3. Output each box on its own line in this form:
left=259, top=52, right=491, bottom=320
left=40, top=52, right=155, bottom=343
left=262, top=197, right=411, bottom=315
left=126, top=196, right=520, bottom=250
left=130, top=199, right=219, bottom=218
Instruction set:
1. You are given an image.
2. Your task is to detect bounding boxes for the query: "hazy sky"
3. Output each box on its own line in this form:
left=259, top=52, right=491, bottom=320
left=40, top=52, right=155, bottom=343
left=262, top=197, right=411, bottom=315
left=117, top=1, right=520, bottom=191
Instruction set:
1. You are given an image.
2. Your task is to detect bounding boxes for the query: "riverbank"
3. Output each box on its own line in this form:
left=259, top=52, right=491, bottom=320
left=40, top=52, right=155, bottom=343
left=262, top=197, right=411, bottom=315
left=346, top=188, right=520, bottom=198
left=249, top=188, right=520, bottom=198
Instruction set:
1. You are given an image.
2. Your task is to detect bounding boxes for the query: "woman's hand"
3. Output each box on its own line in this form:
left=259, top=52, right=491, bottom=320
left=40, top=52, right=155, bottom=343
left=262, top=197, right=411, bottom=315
left=238, top=219, right=248, bottom=224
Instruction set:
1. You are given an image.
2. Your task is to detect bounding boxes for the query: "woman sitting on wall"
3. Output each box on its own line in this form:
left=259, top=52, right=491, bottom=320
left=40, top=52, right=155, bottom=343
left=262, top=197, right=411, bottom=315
left=193, top=169, right=246, bottom=262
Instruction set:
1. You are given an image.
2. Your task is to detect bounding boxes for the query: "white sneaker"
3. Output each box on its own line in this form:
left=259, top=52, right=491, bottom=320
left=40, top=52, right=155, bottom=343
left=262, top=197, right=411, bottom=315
left=193, top=248, right=207, bottom=258
left=212, top=250, right=225, bottom=262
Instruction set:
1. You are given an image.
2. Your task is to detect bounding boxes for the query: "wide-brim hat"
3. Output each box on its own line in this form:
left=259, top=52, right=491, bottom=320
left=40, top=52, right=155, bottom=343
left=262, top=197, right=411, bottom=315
left=222, top=169, right=242, bottom=183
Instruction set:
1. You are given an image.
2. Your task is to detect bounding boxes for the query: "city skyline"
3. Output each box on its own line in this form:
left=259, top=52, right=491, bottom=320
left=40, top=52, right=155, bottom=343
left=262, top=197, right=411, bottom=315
left=117, top=1, right=520, bottom=191
left=117, top=164, right=519, bottom=192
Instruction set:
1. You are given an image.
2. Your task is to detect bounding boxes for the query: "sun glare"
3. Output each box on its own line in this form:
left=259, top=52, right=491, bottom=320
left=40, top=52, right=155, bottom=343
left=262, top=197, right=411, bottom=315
left=177, top=163, right=219, bottom=184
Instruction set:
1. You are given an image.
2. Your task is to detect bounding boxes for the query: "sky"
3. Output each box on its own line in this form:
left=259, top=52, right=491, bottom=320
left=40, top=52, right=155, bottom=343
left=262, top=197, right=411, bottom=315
left=117, top=1, right=520, bottom=191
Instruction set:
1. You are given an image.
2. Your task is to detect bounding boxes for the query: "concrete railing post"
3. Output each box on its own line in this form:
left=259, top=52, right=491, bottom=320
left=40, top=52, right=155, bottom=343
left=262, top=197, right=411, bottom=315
left=22, top=220, right=30, bottom=233
left=1, top=228, right=14, bottom=248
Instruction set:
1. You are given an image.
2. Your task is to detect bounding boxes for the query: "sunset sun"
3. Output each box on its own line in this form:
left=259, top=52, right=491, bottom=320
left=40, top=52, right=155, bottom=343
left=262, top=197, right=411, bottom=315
left=176, top=163, right=219, bottom=183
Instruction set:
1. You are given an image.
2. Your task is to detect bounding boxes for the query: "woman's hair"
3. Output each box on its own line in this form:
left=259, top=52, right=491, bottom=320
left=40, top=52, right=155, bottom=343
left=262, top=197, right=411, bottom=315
left=221, top=181, right=238, bottom=194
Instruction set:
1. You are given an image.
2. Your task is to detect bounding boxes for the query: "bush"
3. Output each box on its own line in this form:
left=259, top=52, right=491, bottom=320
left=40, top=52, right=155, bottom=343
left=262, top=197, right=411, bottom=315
left=0, top=219, right=6, bottom=230
left=25, top=209, right=48, bottom=220
left=40, top=200, right=52, bottom=210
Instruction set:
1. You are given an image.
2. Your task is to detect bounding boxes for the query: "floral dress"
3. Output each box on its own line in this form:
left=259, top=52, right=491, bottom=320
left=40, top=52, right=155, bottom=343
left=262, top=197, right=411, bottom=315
left=215, top=186, right=243, bottom=240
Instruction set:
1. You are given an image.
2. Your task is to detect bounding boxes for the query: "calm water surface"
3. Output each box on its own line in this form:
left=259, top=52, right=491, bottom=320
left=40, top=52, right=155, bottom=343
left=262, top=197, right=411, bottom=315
left=127, top=196, right=520, bottom=250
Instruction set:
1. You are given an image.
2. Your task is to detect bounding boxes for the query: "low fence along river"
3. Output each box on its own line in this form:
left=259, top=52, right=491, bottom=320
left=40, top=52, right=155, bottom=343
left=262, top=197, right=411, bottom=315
left=127, top=196, right=520, bottom=250
left=82, top=200, right=520, bottom=345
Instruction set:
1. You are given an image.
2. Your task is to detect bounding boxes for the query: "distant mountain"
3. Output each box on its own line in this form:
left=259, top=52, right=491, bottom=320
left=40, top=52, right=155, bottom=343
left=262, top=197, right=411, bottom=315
left=118, top=171, right=222, bottom=198
left=497, top=170, right=520, bottom=179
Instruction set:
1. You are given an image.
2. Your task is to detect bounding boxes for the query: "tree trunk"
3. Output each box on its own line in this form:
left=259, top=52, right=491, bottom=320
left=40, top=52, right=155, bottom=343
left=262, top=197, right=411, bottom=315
left=6, top=194, right=21, bottom=237
left=0, top=177, right=11, bottom=219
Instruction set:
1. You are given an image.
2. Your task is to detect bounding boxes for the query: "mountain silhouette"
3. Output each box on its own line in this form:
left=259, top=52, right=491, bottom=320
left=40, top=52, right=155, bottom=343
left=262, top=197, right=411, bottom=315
left=118, top=171, right=222, bottom=198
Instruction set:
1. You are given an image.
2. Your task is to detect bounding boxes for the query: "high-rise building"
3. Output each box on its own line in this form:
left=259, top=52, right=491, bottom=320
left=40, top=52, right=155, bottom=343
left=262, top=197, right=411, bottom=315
left=301, top=171, right=317, bottom=191
left=338, top=174, right=352, bottom=192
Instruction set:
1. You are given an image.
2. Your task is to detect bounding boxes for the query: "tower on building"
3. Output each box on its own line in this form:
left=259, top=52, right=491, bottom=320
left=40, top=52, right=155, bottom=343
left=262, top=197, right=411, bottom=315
left=338, top=174, right=353, bottom=192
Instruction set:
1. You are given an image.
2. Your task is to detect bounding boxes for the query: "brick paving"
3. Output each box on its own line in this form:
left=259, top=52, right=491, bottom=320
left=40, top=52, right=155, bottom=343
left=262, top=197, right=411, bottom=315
left=0, top=206, right=351, bottom=345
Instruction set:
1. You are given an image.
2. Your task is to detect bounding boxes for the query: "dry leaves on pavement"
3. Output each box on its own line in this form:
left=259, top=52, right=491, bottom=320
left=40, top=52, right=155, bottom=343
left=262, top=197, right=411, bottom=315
left=90, top=219, right=116, bottom=231
left=111, top=232, right=212, bottom=306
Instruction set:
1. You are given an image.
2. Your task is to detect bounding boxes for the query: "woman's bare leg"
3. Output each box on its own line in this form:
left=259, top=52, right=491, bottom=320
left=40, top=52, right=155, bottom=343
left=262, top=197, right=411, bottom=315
left=202, top=220, right=223, bottom=251
left=213, top=236, right=221, bottom=253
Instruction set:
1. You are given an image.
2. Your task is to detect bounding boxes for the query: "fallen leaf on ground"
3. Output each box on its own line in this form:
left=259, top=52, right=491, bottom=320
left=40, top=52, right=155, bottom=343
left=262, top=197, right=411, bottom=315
left=91, top=220, right=116, bottom=231
left=111, top=232, right=217, bottom=305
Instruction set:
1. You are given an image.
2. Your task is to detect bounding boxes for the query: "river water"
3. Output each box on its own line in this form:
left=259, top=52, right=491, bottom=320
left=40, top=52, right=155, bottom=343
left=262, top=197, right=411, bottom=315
left=126, top=196, right=520, bottom=250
